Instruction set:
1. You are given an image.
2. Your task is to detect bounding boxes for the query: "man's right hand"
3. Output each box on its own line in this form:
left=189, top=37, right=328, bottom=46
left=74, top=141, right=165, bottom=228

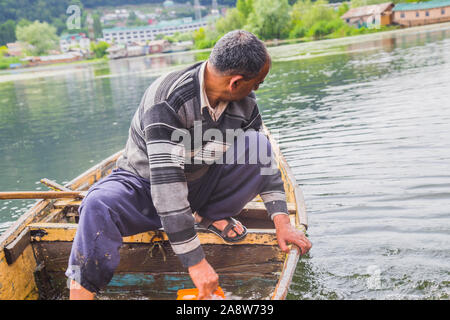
left=188, top=258, right=219, bottom=300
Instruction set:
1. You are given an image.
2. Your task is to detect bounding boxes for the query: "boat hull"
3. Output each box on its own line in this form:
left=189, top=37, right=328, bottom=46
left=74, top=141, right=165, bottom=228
left=0, top=128, right=308, bottom=300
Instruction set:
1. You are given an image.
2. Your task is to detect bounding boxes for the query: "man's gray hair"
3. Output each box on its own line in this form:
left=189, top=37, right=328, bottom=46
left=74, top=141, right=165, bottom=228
left=209, top=30, right=269, bottom=80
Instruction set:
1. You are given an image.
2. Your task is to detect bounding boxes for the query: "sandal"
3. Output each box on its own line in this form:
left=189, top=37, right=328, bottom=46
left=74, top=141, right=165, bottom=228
left=195, top=217, right=248, bottom=243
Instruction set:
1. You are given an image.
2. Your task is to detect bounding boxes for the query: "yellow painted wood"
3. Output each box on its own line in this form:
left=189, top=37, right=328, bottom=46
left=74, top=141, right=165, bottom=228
left=28, top=223, right=279, bottom=246
left=0, top=245, right=38, bottom=300
left=244, top=201, right=296, bottom=213
left=252, top=195, right=263, bottom=202
left=51, top=200, right=295, bottom=212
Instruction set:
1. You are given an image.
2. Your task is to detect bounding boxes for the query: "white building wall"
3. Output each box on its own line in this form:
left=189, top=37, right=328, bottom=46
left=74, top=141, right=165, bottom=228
left=103, top=21, right=208, bottom=45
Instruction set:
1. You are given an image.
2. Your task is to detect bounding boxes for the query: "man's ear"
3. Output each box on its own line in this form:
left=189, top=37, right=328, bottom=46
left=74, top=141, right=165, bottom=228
left=229, top=75, right=244, bottom=92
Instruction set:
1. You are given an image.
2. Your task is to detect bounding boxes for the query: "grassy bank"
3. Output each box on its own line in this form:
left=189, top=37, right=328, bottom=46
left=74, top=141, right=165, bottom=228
left=0, top=56, right=25, bottom=70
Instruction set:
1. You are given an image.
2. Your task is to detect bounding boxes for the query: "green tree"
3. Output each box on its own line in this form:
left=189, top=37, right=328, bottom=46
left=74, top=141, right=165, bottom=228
left=128, top=11, right=138, bottom=24
left=216, top=8, right=246, bottom=34
left=246, top=0, right=291, bottom=40
left=16, top=21, right=59, bottom=55
left=165, top=32, right=193, bottom=43
left=193, top=27, right=219, bottom=49
left=0, top=20, right=16, bottom=46
left=93, top=14, right=103, bottom=38
left=17, top=19, right=32, bottom=28
left=236, top=0, right=254, bottom=19
left=291, top=0, right=336, bottom=30
left=90, top=40, right=109, bottom=58
left=289, top=0, right=356, bottom=40
left=338, top=2, right=350, bottom=17
left=51, top=17, right=67, bottom=35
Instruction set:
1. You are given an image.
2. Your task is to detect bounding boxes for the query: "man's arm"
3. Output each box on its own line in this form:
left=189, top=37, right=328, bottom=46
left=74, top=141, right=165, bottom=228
left=273, top=214, right=312, bottom=255
left=142, top=101, right=219, bottom=298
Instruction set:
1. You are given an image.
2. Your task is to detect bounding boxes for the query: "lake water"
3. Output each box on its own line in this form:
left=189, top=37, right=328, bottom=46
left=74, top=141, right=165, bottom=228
left=1, top=26, right=449, bottom=299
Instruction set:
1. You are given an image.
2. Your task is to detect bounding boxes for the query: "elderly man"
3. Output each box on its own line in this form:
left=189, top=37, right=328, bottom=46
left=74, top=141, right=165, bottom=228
left=66, top=30, right=312, bottom=300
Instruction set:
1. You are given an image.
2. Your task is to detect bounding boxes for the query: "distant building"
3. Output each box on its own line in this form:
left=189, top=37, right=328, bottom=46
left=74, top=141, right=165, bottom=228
left=211, top=0, right=219, bottom=15
left=60, top=33, right=91, bottom=53
left=135, top=11, right=157, bottom=21
left=6, top=42, right=25, bottom=57
left=101, top=9, right=130, bottom=24
left=392, top=0, right=450, bottom=27
left=167, top=40, right=194, bottom=53
left=106, top=44, right=127, bottom=59
left=148, top=40, right=171, bottom=54
left=102, top=17, right=211, bottom=45
left=341, top=2, right=394, bottom=28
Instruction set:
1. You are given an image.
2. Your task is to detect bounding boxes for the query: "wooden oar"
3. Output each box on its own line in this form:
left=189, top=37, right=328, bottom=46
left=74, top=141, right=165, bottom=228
left=0, top=191, right=86, bottom=200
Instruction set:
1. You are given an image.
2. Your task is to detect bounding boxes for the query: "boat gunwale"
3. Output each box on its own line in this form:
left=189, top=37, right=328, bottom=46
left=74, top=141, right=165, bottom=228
left=0, top=150, right=124, bottom=250
left=264, top=125, right=308, bottom=300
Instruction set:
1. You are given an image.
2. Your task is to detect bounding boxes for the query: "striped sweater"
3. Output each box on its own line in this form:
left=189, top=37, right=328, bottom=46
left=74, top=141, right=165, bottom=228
left=116, top=61, right=288, bottom=268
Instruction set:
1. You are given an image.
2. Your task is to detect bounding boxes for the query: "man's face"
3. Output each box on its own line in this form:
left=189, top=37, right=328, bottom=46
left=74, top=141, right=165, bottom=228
left=229, top=59, right=271, bottom=101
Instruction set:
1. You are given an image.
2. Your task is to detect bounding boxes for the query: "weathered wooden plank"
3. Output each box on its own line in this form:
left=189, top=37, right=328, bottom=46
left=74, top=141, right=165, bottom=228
left=28, top=222, right=279, bottom=246
left=40, top=178, right=72, bottom=192
left=42, top=208, right=64, bottom=223
left=40, top=271, right=279, bottom=300
left=32, top=241, right=284, bottom=274
left=4, top=228, right=31, bottom=265
left=53, top=199, right=82, bottom=208
left=50, top=199, right=295, bottom=212
left=0, top=191, right=84, bottom=200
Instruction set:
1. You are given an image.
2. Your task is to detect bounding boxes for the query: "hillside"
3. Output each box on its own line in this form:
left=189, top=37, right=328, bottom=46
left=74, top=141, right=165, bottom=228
left=0, top=0, right=237, bottom=25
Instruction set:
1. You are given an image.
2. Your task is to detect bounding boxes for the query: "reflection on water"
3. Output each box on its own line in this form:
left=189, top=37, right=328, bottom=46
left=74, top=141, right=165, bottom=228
left=1, top=28, right=449, bottom=300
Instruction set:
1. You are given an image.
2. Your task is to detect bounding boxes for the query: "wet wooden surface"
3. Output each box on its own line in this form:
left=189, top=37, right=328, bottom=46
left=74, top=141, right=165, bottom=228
left=33, top=242, right=284, bottom=274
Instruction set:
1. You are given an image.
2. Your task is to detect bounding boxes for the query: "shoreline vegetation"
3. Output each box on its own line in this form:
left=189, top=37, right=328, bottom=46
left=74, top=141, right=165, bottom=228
left=1, top=20, right=450, bottom=83
left=0, top=0, right=449, bottom=73
left=0, top=0, right=418, bottom=71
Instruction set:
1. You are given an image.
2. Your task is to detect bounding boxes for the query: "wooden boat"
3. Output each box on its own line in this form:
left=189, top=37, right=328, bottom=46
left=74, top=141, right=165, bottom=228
left=0, top=127, right=308, bottom=300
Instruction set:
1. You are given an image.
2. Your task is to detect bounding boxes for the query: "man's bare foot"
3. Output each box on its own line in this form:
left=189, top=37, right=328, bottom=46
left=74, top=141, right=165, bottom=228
left=194, top=213, right=245, bottom=238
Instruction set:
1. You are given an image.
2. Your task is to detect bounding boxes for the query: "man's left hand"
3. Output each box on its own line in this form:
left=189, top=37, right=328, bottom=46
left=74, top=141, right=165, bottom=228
left=273, top=214, right=312, bottom=255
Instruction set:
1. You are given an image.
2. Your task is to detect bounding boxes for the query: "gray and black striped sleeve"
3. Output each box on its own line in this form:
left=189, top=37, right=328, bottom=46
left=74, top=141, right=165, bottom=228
left=142, top=101, right=204, bottom=268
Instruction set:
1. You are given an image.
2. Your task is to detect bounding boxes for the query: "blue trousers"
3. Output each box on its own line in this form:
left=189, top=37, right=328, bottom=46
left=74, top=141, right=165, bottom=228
left=65, top=131, right=281, bottom=293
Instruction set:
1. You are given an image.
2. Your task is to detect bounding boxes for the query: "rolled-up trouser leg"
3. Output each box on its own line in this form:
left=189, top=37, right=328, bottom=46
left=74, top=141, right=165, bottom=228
left=65, top=169, right=161, bottom=293
left=189, top=130, right=285, bottom=221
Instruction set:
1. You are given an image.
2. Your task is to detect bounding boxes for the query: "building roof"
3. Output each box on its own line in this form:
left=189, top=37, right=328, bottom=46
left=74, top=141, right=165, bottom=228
left=60, top=33, right=88, bottom=41
left=7, top=42, right=24, bottom=49
left=341, top=2, right=394, bottom=19
left=393, top=0, right=450, bottom=11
